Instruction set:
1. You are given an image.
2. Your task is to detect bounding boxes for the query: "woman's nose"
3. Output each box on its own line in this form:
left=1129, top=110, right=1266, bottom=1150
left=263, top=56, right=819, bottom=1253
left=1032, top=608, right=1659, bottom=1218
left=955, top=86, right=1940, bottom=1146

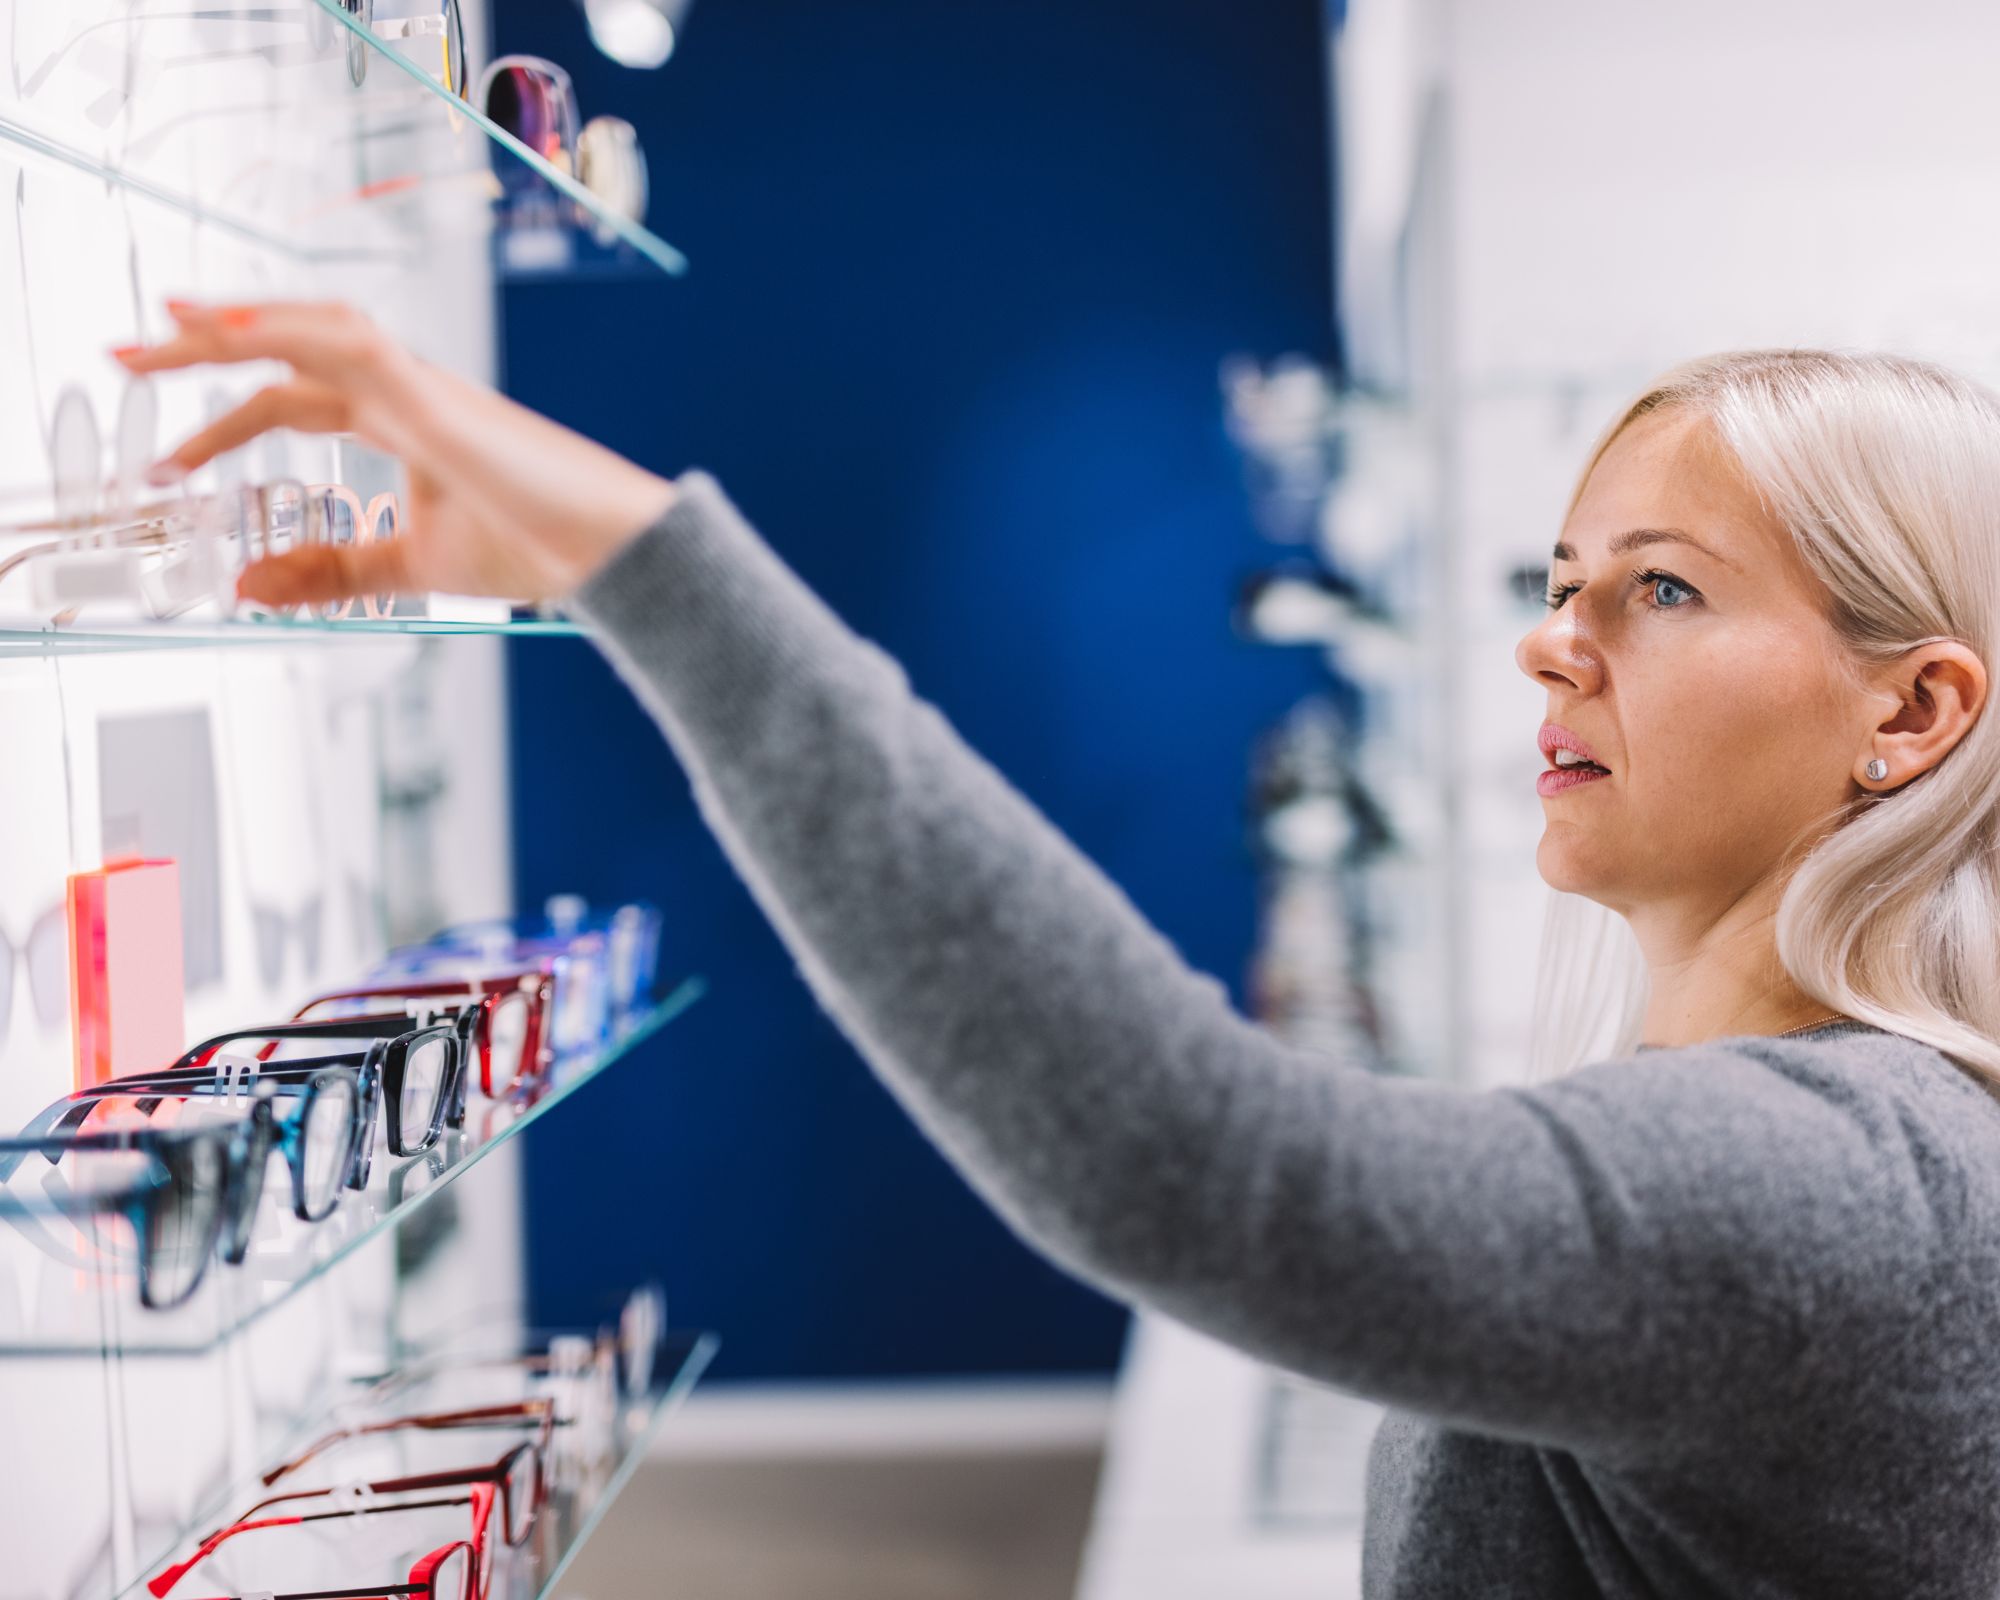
left=1515, top=609, right=1599, bottom=692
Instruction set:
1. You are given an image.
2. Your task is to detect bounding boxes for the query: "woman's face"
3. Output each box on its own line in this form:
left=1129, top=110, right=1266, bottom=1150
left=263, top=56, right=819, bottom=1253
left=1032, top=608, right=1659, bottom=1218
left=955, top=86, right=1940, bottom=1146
left=1514, top=408, right=1864, bottom=916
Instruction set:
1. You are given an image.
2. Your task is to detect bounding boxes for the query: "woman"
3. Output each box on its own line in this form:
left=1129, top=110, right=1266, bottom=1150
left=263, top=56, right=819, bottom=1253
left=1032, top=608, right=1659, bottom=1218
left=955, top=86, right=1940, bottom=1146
left=121, top=308, right=2000, bottom=1596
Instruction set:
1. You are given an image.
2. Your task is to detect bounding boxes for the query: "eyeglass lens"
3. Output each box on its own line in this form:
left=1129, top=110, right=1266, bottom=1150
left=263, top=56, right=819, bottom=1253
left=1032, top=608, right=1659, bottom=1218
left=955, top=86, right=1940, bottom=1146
left=143, top=1138, right=225, bottom=1308
left=0, top=906, right=71, bottom=1042
left=399, top=1035, right=452, bottom=1137
left=49, top=387, right=100, bottom=530
left=301, top=1076, right=357, bottom=1217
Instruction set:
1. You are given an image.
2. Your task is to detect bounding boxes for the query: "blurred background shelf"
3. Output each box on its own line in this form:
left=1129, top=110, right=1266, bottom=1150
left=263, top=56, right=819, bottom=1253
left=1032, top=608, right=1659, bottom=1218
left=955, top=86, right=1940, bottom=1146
left=0, top=979, right=705, bottom=1358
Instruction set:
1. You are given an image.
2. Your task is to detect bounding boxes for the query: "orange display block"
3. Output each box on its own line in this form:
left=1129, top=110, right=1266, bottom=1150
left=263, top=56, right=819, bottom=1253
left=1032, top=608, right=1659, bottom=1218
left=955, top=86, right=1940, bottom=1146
left=68, top=857, right=184, bottom=1093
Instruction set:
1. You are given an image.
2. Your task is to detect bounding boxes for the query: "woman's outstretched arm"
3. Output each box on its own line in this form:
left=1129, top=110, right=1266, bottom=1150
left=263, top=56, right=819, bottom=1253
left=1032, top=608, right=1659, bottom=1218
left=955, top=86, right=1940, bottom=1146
left=119, top=304, right=1940, bottom=1470
left=564, top=470, right=1938, bottom=1472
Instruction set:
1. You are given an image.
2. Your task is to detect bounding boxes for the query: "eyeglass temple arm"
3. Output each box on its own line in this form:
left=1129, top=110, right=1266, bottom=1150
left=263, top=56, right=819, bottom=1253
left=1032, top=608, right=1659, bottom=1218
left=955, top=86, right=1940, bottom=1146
left=87, top=1058, right=366, bottom=1095
left=243, top=1461, right=494, bottom=1523
left=177, top=1024, right=399, bottom=1070
left=154, top=1497, right=474, bottom=1598
left=23, top=1069, right=337, bottom=1140
left=298, top=983, right=489, bottom=1014
left=0, top=1126, right=180, bottom=1182
left=259, top=1403, right=544, bottom=1487
left=192, top=1588, right=424, bottom=1600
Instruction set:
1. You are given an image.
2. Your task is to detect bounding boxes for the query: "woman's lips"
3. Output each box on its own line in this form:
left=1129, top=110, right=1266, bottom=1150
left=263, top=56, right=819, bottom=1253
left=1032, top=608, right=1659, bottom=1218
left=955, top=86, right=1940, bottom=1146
left=1537, top=766, right=1610, bottom=797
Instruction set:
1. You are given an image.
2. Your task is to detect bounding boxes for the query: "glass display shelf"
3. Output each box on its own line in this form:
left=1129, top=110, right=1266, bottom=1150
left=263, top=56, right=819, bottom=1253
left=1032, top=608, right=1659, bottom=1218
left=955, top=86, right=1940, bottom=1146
left=0, top=0, right=688, bottom=278
left=0, top=609, right=590, bottom=654
left=0, top=978, right=704, bottom=1357
left=111, top=1327, right=719, bottom=1600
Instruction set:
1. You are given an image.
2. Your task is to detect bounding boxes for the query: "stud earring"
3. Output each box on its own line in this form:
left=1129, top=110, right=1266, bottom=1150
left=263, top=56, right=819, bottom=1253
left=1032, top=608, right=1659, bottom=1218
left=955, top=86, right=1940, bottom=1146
left=1865, top=758, right=1889, bottom=782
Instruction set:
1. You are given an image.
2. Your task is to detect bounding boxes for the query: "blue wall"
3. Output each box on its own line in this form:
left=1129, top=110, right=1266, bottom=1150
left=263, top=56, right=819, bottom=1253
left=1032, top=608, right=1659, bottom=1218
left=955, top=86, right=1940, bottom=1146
left=502, top=0, right=1333, bottom=1379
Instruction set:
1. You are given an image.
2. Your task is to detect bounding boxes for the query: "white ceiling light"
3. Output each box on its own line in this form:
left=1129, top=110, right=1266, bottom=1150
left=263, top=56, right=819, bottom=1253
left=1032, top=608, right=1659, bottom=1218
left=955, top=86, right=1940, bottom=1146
left=580, top=0, right=689, bottom=68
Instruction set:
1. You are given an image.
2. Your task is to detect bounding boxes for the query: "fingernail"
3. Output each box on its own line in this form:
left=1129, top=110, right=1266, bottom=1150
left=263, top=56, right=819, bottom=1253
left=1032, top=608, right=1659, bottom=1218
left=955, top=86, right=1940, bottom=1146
left=219, top=307, right=258, bottom=330
left=144, top=460, right=186, bottom=487
left=109, top=343, right=144, bottom=358
left=164, top=298, right=202, bottom=316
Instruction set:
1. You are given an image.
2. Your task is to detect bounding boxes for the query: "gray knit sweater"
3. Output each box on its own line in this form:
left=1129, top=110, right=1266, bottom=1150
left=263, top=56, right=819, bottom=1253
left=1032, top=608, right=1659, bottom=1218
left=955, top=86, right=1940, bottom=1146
left=568, top=470, right=2000, bottom=1598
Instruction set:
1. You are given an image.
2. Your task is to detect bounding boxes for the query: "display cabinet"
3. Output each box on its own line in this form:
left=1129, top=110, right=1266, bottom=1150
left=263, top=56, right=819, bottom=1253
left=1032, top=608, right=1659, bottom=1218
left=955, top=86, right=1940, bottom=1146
left=0, top=5, right=712, bottom=1595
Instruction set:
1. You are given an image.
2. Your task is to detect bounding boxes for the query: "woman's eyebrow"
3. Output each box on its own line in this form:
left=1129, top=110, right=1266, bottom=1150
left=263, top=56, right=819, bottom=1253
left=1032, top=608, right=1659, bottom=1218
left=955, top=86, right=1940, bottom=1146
left=1549, top=527, right=1740, bottom=570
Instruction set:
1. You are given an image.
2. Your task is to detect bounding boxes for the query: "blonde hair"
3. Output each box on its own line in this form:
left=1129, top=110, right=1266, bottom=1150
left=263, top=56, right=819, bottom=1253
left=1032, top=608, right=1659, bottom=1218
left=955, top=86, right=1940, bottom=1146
left=1527, top=350, right=2000, bottom=1092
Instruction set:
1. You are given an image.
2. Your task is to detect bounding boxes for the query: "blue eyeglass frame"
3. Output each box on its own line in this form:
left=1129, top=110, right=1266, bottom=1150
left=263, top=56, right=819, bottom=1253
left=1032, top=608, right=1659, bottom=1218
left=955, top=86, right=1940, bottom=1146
left=35, top=1063, right=371, bottom=1226
left=0, top=1116, right=260, bottom=1308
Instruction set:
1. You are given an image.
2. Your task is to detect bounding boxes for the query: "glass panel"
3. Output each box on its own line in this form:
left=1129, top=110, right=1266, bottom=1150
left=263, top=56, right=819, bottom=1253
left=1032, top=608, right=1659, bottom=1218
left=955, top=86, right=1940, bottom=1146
left=0, top=614, right=592, bottom=651
left=0, top=979, right=704, bottom=1356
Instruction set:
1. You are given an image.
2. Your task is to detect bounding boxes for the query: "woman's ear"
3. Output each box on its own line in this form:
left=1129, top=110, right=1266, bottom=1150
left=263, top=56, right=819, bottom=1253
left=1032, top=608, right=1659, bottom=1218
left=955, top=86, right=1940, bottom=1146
left=1859, top=641, right=1988, bottom=787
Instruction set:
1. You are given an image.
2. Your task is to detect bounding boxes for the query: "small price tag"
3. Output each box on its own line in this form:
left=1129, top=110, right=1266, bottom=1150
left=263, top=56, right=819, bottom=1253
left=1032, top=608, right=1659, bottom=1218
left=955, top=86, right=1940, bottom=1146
left=211, top=1051, right=260, bottom=1108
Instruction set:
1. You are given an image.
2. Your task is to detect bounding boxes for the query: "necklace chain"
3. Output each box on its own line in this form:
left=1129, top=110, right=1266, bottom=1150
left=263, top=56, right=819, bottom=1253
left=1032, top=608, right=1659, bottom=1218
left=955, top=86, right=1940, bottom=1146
left=1773, top=1012, right=1850, bottom=1038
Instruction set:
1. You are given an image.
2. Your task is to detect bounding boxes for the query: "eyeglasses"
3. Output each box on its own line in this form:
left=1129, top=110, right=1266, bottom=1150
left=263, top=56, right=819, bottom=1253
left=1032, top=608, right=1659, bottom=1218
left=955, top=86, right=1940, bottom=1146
left=254, top=893, right=326, bottom=990
left=242, top=1438, right=547, bottom=1557
left=338, top=0, right=471, bottom=96
left=0, top=901, right=68, bottom=1044
left=0, top=476, right=406, bottom=624
left=295, top=970, right=556, bottom=1100
left=18, top=1, right=470, bottom=105
left=175, top=1017, right=468, bottom=1159
left=376, top=1285, right=669, bottom=1419
left=477, top=55, right=580, bottom=178
left=0, top=1110, right=264, bottom=1308
left=207, top=477, right=406, bottom=622
left=475, top=55, right=651, bottom=229
left=259, top=1398, right=559, bottom=1489
left=31, top=1063, right=369, bottom=1228
left=149, top=1482, right=499, bottom=1600
left=576, top=115, right=648, bottom=228
left=428, top=898, right=662, bottom=1020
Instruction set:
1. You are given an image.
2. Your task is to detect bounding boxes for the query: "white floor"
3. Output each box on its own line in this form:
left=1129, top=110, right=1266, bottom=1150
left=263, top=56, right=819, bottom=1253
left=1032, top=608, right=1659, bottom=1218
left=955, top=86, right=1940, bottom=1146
left=1078, top=1316, right=1379, bottom=1600
left=554, top=1329, right=1381, bottom=1599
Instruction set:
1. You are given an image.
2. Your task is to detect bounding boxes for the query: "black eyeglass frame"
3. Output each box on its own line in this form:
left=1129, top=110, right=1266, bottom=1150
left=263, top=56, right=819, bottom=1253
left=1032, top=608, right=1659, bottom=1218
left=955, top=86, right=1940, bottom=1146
left=175, top=1017, right=467, bottom=1158
left=39, top=1064, right=369, bottom=1225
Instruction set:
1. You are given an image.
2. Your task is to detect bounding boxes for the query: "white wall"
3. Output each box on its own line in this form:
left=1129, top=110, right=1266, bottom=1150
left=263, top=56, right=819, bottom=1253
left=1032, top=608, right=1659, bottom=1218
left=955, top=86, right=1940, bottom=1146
left=1432, top=0, right=2000, bottom=1084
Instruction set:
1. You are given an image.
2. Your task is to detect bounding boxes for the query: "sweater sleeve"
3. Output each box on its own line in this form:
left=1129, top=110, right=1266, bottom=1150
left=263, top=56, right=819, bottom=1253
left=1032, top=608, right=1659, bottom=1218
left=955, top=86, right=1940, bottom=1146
left=564, top=470, right=1938, bottom=1467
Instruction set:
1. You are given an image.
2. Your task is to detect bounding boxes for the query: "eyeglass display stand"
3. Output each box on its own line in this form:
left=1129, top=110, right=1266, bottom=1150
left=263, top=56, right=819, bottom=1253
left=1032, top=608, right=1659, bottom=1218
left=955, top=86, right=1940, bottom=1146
left=0, top=0, right=687, bottom=648
left=1, top=981, right=714, bottom=1599
left=93, top=1328, right=719, bottom=1600
left=0, top=983, right=706, bottom=1361
left=0, top=9, right=719, bottom=1594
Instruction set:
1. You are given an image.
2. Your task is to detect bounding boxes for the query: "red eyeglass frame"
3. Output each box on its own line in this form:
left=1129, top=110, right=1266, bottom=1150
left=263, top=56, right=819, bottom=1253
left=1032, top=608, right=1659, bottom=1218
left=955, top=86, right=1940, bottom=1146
left=149, top=1482, right=497, bottom=1600
left=294, top=970, right=555, bottom=1098
left=236, top=1437, right=547, bottom=1551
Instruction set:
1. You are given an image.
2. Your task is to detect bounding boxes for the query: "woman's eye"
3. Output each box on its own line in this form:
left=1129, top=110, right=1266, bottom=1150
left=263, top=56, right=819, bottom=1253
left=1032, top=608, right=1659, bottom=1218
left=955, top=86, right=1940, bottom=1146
left=1643, top=570, right=1699, bottom=609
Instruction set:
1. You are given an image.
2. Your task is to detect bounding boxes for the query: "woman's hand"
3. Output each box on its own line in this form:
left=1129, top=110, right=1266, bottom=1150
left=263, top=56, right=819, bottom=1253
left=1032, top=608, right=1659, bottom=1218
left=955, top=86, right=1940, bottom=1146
left=114, top=299, right=678, bottom=608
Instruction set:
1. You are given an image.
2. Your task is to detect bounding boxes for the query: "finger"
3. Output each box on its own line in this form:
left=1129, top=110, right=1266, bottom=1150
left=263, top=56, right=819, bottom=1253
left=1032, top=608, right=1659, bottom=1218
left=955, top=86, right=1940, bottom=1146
left=236, top=538, right=418, bottom=610
left=113, top=299, right=397, bottom=390
left=146, top=380, right=353, bottom=484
